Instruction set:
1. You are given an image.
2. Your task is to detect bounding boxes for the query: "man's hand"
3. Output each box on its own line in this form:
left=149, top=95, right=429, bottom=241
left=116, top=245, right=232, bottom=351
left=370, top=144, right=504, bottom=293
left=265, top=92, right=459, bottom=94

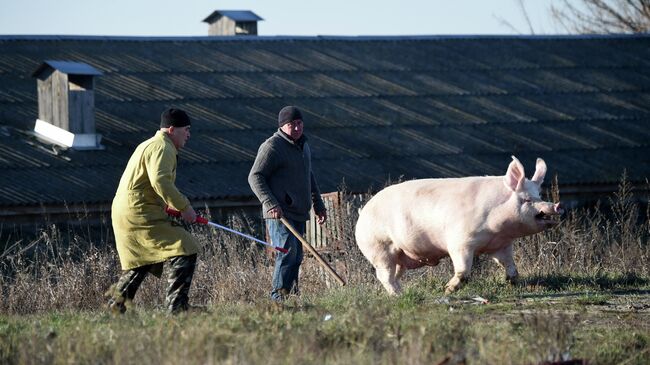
left=268, top=206, right=283, bottom=219
left=181, top=206, right=197, bottom=223
left=316, top=210, right=327, bottom=225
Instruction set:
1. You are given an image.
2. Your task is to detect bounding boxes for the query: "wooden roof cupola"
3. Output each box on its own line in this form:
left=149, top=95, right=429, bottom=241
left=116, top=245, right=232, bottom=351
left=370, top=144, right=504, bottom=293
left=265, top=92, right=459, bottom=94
left=31, top=60, right=103, bottom=150
left=203, top=10, right=263, bottom=36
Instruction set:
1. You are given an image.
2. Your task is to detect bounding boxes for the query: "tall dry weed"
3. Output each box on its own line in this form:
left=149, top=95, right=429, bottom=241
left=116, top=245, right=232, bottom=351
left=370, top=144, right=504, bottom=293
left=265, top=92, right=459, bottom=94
left=515, top=172, right=649, bottom=279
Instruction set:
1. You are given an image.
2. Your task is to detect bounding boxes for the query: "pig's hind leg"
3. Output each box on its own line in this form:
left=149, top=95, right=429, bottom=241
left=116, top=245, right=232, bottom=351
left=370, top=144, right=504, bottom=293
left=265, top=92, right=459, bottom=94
left=371, top=244, right=403, bottom=295
left=395, top=263, right=406, bottom=280
left=376, top=265, right=402, bottom=295
left=355, top=219, right=402, bottom=295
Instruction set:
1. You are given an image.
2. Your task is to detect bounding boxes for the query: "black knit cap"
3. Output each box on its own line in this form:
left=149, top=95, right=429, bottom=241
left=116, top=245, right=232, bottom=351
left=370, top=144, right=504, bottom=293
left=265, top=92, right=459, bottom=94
left=278, top=106, right=302, bottom=127
left=160, top=108, right=191, bottom=128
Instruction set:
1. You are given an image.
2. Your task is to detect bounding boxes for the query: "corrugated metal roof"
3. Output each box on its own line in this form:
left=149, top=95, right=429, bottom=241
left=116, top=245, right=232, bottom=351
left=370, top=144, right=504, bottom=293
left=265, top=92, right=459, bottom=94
left=203, top=10, right=264, bottom=23
left=32, top=60, right=102, bottom=77
left=0, top=35, right=649, bottom=207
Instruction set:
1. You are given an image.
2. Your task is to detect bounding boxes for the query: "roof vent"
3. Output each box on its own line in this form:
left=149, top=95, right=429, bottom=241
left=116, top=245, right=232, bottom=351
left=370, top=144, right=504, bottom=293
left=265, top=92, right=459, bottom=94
left=203, top=10, right=263, bottom=36
left=31, top=60, right=103, bottom=150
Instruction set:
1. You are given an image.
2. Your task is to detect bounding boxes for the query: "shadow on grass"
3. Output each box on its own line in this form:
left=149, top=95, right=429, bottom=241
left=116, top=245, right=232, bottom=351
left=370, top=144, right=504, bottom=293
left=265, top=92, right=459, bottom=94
left=521, top=272, right=650, bottom=292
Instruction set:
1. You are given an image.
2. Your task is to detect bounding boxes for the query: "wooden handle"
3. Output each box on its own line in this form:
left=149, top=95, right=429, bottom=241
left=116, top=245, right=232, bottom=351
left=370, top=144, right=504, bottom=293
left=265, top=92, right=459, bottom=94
left=280, top=217, right=345, bottom=286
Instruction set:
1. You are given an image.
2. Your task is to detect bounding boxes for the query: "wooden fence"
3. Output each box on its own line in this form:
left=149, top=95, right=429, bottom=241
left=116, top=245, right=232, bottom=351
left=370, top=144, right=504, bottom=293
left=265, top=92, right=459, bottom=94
left=304, top=191, right=367, bottom=250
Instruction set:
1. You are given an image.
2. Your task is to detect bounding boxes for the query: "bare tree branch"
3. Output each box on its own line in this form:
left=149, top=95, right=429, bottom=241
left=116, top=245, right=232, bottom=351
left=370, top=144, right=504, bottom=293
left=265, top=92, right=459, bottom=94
left=494, top=0, right=538, bottom=35
left=494, top=13, right=526, bottom=35
left=551, top=0, right=650, bottom=34
left=517, top=0, right=536, bottom=34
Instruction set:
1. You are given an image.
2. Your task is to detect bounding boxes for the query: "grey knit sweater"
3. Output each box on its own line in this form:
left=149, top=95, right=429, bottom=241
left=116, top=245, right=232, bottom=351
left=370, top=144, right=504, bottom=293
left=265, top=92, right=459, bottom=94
left=248, top=130, right=326, bottom=221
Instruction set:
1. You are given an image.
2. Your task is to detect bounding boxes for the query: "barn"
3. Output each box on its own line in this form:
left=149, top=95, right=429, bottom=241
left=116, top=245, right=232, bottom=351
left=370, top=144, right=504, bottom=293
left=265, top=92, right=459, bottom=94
left=1, top=15, right=649, bottom=235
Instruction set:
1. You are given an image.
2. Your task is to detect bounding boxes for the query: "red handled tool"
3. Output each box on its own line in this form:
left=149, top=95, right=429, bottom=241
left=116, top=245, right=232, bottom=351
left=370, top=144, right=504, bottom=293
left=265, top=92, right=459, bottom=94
left=165, top=207, right=288, bottom=254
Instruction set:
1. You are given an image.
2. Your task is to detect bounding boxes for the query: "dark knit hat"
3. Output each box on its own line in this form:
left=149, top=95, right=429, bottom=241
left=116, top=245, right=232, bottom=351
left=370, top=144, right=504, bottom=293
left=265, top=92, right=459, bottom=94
left=160, top=108, right=191, bottom=128
left=278, top=106, right=302, bottom=127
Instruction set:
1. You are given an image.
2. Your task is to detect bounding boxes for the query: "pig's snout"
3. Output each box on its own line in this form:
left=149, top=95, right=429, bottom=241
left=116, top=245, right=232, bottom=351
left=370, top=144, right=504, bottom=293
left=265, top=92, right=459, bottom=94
left=534, top=201, right=563, bottom=228
left=554, top=202, right=564, bottom=215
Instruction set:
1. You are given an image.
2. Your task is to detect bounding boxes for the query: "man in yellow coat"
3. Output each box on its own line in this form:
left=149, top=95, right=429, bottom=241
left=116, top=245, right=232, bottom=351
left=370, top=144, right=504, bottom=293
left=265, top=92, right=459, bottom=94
left=107, top=108, right=199, bottom=314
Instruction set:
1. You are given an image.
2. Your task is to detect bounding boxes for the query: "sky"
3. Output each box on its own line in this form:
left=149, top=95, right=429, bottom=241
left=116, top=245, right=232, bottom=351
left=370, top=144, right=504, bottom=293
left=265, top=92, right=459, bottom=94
left=0, top=0, right=568, bottom=37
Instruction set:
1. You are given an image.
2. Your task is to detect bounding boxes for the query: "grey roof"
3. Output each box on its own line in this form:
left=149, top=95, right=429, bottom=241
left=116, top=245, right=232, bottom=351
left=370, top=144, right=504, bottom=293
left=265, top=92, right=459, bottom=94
left=202, top=10, right=264, bottom=24
left=32, top=60, right=103, bottom=77
left=0, top=34, right=649, bottom=208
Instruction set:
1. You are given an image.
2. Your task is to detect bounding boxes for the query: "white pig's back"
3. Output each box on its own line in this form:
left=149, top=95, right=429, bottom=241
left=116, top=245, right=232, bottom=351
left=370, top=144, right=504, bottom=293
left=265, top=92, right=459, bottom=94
left=356, top=176, right=502, bottom=249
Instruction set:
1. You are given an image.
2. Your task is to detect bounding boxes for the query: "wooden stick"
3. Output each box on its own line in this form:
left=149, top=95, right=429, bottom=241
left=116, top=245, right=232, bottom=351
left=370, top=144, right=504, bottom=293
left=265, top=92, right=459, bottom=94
left=280, top=217, right=346, bottom=286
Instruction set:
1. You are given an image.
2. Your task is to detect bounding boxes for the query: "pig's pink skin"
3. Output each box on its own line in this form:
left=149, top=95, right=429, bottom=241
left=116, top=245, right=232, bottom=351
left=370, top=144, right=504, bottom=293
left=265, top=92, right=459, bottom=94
left=355, top=156, right=563, bottom=295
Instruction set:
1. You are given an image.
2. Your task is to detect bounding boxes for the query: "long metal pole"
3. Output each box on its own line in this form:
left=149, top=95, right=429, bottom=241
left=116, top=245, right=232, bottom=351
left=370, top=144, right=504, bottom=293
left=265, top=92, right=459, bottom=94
left=165, top=207, right=288, bottom=253
left=280, top=217, right=346, bottom=286
left=202, top=219, right=288, bottom=253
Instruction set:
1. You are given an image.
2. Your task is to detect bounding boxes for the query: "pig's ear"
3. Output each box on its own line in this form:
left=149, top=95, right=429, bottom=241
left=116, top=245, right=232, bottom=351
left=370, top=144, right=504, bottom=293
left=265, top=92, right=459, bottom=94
left=504, top=156, right=525, bottom=192
left=531, top=158, right=547, bottom=186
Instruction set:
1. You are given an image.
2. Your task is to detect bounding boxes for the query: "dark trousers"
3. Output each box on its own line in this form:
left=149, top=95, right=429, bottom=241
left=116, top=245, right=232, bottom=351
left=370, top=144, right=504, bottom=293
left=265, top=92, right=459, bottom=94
left=110, top=254, right=197, bottom=313
left=268, top=218, right=305, bottom=301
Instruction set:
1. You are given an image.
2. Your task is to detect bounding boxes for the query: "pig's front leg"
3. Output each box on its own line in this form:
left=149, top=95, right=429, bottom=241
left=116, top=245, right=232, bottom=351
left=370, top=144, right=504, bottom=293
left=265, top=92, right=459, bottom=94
left=490, top=244, right=519, bottom=284
left=445, top=247, right=474, bottom=294
left=376, top=266, right=402, bottom=295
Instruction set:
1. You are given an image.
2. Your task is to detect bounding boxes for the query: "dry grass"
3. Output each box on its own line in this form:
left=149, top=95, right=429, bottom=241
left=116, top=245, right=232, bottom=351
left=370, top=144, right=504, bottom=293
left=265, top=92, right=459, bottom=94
left=0, top=177, right=648, bottom=315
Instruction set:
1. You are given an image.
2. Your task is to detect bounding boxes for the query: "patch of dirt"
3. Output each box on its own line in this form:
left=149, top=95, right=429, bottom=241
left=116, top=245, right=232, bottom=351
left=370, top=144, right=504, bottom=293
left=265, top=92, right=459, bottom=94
left=505, top=290, right=650, bottom=328
left=445, top=290, right=650, bottom=328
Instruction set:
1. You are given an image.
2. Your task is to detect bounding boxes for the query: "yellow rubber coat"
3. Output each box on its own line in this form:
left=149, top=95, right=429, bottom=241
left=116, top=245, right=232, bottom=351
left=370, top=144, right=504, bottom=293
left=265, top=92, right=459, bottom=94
left=111, top=131, right=198, bottom=273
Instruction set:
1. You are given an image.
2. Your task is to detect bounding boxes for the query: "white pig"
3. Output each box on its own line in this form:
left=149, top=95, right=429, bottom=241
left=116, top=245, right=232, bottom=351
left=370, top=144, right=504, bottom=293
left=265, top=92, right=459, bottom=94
left=355, top=156, right=563, bottom=295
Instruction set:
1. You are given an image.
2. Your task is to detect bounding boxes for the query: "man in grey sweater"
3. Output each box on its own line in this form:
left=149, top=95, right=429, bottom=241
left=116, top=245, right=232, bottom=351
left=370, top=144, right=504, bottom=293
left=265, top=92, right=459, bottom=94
left=248, top=105, right=327, bottom=301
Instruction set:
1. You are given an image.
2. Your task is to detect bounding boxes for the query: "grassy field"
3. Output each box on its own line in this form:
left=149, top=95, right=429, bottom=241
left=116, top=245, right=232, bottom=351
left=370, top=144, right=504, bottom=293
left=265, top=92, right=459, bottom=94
left=0, top=179, right=648, bottom=364
left=1, top=275, right=648, bottom=365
